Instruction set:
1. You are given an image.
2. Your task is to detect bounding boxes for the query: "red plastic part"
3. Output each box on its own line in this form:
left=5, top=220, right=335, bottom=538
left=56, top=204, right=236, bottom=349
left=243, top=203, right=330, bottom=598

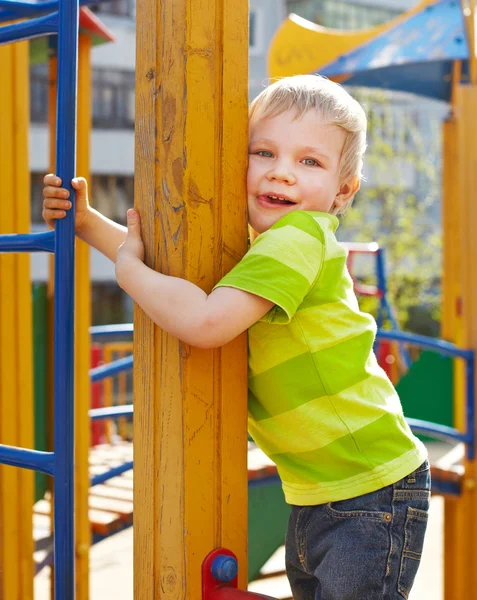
left=203, top=549, right=277, bottom=600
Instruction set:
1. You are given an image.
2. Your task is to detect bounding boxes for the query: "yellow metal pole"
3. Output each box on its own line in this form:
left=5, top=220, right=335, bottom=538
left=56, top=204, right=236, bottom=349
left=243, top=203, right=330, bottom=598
left=0, top=42, right=19, bottom=600
left=133, top=0, right=249, bottom=596
left=12, top=39, right=35, bottom=600
left=0, top=39, right=35, bottom=600
left=75, top=32, right=93, bottom=600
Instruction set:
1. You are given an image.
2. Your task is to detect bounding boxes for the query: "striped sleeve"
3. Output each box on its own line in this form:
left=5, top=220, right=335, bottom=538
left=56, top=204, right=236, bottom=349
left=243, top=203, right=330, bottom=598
left=214, top=212, right=325, bottom=323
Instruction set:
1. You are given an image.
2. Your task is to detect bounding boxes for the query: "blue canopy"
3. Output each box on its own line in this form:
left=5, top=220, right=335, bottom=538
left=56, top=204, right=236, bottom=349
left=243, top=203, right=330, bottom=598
left=319, top=0, right=469, bottom=101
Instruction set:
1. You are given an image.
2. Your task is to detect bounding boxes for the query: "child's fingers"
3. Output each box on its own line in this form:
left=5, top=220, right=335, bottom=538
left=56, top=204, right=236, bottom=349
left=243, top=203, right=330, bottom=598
left=43, top=198, right=72, bottom=211
left=43, top=173, right=62, bottom=187
left=43, top=185, right=70, bottom=199
left=71, top=177, right=87, bottom=191
left=42, top=208, right=67, bottom=221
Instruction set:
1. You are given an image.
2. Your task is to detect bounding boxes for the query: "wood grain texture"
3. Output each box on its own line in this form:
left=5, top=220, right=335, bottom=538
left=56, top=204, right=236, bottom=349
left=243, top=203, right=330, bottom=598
left=442, top=84, right=477, bottom=600
left=134, top=0, right=249, bottom=597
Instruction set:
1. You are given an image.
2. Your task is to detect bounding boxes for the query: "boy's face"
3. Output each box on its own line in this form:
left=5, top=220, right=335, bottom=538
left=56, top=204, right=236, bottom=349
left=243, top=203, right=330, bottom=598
left=247, top=108, right=348, bottom=235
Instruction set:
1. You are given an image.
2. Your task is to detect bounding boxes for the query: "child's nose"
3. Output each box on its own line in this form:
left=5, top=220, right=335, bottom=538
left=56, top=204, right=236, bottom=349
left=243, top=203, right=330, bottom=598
left=266, top=162, right=296, bottom=185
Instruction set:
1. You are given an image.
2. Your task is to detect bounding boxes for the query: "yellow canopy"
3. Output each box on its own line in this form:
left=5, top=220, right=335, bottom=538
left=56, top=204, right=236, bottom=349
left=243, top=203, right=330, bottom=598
left=268, top=0, right=437, bottom=79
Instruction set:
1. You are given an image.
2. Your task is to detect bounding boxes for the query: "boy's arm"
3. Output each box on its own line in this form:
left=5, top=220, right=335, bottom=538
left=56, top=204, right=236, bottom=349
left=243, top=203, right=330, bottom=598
left=78, top=207, right=128, bottom=264
left=116, top=210, right=274, bottom=348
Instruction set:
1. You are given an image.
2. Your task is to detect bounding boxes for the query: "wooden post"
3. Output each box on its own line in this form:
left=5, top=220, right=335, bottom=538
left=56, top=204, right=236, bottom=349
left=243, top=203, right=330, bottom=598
left=133, top=0, right=249, bottom=597
left=443, top=82, right=477, bottom=599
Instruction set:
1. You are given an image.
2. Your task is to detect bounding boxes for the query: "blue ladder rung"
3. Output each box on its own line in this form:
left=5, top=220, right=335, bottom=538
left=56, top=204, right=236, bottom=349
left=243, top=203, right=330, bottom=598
left=91, top=461, right=133, bottom=487
left=407, top=417, right=471, bottom=445
left=0, top=230, right=55, bottom=253
left=0, top=11, right=57, bottom=44
left=0, top=444, right=55, bottom=475
left=0, top=0, right=91, bottom=22
left=90, top=355, right=134, bottom=383
left=89, top=405, right=134, bottom=420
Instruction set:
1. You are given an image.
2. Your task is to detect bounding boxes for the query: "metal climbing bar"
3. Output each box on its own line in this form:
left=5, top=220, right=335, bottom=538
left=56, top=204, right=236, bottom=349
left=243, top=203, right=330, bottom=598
left=90, top=354, right=133, bottom=382
left=0, top=446, right=55, bottom=475
left=0, top=0, right=92, bottom=21
left=53, top=0, right=79, bottom=594
left=0, top=231, right=55, bottom=253
left=376, top=329, right=476, bottom=460
left=0, top=12, right=57, bottom=44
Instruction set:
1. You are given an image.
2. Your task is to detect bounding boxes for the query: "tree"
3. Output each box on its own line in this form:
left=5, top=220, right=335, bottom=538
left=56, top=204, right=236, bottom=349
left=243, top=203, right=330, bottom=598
left=338, top=88, right=445, bottom=335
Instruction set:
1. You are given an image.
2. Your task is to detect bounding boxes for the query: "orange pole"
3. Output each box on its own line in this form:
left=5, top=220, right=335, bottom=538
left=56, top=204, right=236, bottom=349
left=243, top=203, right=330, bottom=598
left=75, top=32, right=93, bottom=600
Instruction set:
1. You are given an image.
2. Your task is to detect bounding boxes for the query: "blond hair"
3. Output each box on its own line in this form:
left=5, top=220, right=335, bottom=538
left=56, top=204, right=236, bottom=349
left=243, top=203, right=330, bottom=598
left=249, top=75, right=367, bottom=216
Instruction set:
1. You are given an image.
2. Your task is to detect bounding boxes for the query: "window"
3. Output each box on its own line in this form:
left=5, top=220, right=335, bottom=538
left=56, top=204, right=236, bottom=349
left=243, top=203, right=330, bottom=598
left=92, top=69, right=135, bottom=129
left=90, top=0, right=135, bottom=19
left=29, top=66, right=135, bottom=129
left=249, top=9, right=263, bottom=55
left=286, top=0, right=401, bottom=30
left=30, top=64, right=49, bottom=123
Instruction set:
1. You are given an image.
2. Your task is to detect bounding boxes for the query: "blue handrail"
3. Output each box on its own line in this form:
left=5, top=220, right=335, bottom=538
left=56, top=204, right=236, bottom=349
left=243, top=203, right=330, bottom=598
left=0, top=11, right=57, bottom=43
left=375, top=329, right=475, bottom=460
left=52, top=0, right=79, bottom=593
left=0, top=230, right=55, bottom=252
left=90, top=354, right=133, bottom=382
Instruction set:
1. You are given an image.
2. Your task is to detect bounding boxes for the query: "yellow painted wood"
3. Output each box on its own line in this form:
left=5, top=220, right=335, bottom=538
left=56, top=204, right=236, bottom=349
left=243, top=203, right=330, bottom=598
left=75, top=33, right=93, bottom=600
left=12, top=40, right=35, bottom=600
left=133, top=0, right=249, bottom=597
left=267, top=0, right=436, bottom=79
left=442, top=84, right=477, bottom=599
left=0, top=42, right=21, bottom=600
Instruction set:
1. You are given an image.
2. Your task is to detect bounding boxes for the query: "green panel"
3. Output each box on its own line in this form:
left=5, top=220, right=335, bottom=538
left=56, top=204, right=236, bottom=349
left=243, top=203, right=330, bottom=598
left=248, top=482, right=290, bottom=582
left=396, top=351, right=454, bottom=430
left=33, top=284, right=49, bottom=502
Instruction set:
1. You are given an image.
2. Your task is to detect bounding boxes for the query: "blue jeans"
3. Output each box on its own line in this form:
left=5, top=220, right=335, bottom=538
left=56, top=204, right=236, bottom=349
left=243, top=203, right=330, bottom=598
left=285, top=460, right=431, bottom=600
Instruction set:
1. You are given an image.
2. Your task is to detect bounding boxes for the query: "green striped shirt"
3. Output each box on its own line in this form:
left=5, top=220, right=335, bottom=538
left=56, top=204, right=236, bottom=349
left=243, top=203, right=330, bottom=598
left=215, top=210, right=427, bottom=505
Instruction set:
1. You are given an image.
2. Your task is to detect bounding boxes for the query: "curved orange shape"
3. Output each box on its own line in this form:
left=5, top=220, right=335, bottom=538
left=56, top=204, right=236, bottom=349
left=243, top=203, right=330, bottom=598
left=268, top=0, right=438, bottom=79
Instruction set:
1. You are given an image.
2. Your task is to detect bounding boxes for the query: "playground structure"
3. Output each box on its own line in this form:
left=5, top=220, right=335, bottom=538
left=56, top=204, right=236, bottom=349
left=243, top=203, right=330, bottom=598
left=0, top=0, right=477, bottom=599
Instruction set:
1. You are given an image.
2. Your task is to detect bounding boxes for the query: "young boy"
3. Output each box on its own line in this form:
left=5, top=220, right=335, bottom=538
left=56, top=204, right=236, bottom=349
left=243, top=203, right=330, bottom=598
left=43, top=75, right=430, bottom=600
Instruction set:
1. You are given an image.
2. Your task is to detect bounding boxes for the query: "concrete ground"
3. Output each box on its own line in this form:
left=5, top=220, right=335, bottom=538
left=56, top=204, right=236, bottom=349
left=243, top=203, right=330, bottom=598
left=35, top=442, right=453, bottom=599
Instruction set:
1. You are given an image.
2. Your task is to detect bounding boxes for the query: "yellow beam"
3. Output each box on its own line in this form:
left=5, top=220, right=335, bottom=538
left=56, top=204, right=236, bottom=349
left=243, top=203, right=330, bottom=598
left=133, top=0, right=249, bottom=596
left=75, top=33, right=92, bottom=600
left=0, top=40, right=35, bottom=600
left=268, top=0, right=437, bottom=79
left=12, top=39, right=35, bottom=600
left=443, top=83, right=477, bottom=598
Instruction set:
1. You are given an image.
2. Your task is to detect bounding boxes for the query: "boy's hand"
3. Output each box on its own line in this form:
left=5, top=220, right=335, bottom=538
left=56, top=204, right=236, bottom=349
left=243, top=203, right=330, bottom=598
left=116, top=209, right=145, bottom=283
left=42, top=174, right=91, bottom=233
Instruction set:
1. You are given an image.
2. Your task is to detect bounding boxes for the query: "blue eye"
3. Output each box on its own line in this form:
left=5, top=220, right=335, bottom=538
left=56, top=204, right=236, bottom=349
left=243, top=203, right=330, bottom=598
left=257, top=150, right=273, bottom=158
left=303, top=158, right=319, bottom=166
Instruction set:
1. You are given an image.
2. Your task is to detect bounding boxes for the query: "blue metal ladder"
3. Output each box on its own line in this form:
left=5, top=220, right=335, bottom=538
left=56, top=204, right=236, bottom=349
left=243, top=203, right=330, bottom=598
left=0, top=1, right=79, bottom=596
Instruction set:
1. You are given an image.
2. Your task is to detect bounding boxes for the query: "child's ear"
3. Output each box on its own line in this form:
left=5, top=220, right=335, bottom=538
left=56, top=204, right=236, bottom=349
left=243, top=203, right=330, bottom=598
left=333, top=176, right=360, bottom=211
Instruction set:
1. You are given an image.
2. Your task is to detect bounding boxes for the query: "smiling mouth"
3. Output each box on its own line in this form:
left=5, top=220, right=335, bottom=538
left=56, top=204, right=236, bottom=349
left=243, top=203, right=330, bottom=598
left=261, top=194, right=296, bottom=205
